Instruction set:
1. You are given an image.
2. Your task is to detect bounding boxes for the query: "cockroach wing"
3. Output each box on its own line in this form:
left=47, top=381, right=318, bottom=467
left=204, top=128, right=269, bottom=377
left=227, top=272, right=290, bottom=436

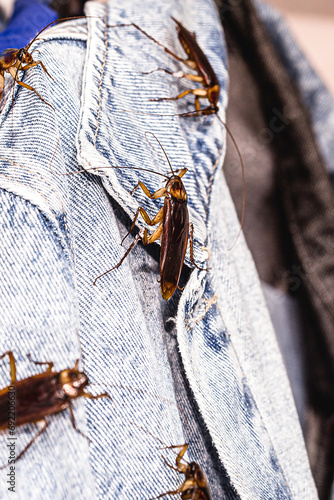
left=194, top=465, right=213, bottom=500
left=0, top=387, right=13, bottom=430
left=160, top=196, right=189, bottom=301
left=0, top=373, right=68, bottom=430
left=171, top=17, right=219, bottom=89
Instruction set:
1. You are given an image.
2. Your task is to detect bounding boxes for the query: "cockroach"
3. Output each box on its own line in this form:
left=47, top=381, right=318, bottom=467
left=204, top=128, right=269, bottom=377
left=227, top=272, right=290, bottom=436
left=91, top=132, right=205, bottom=301
left=107, top=19, right=245, bottom=243
left=107, top=17, right=220, bottom=118
left=0, top=40, right=54, bottom=108
left=113, top=394, right=212, bottom=500
left=0, top=349, right=211, bottom=495
left=0, top=16, right=95, bottom=109
left=0, top=350, right=109, bottom=469
left=50, top=133, right=205, bottom=300
left=148, top=443, right=212, bottom=500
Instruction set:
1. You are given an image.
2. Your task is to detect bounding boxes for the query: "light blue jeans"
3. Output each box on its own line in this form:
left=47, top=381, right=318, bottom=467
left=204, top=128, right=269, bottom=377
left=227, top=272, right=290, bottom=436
left=1, top=0, right=332, bottom=498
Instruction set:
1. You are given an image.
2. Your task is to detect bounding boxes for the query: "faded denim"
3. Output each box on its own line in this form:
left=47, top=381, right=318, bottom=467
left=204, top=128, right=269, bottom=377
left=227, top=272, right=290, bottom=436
left=0, top=0, right=326, bottom=498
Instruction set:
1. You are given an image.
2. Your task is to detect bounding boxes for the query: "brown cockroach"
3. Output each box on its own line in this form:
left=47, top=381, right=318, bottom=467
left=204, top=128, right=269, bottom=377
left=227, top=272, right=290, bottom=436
left=50, top=133, right=205, bottom=301
left=91, top=132, right=205, bottom=301
left=0, top=42, right=53, bottom=108
left=0, top=16, right=94, bottom=109
left=0, top=350, right=109, bottom=469
left=116, top=394, right=212, bottom=500
left=107, top=18, right=245, bottom=243
left=0, top=350, right=212, bottom=495
left=107, top=17, right=220, bottom=118
left=148, top=443, right=212, bottom=500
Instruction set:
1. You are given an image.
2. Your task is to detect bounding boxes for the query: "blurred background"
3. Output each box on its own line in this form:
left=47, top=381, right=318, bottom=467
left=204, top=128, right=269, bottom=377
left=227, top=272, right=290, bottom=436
left=268, top=0, right=334, bottom=95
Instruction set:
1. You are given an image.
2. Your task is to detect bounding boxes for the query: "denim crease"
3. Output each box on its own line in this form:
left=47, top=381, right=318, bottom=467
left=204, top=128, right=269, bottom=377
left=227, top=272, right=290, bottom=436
left=0, top=0, right=320, bottom=498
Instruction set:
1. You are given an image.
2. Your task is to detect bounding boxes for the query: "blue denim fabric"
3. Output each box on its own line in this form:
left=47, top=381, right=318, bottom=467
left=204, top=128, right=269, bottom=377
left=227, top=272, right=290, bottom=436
left=261, top=283, right=307, bottom=432
left=0, top=0, right=320, bottom=498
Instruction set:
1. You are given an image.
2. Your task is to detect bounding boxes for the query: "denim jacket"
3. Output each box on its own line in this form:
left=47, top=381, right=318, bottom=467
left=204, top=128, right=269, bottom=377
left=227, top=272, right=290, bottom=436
left=0, top=0, right=330, bottom=498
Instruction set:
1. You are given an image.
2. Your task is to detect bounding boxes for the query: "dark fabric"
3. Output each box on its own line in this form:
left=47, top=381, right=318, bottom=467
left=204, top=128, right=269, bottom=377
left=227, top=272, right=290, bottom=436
left=221, top=15, right=293, bottom=291
left=217, top=1, right=334, bottom=498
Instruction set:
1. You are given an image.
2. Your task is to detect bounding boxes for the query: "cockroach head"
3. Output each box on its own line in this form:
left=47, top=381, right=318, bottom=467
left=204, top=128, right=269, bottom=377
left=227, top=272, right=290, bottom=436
left=17, top=48, right=27, bottom=62
left=187, top=462, right=203, bottom=479
left=16, top=47, right=33, bottom=65
left=59, top=368, right=89, bottom=398
left=166, top=176, right=187, bottom=202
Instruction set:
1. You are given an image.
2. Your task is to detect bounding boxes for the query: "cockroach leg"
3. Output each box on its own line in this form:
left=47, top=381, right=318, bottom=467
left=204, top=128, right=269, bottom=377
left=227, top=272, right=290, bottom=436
left=27, top=353, right=54, bottom=372
left=93, top=232, right=142, bottom=286
left=121, top=205, right=163, bottom=246
left=148, top=443, right=212, bottom=500
left=143, top=67, right=204, bottom=85
left=194, top=96, right=201, bottom=112
left=93, top=208, right=164, bottom=287
left=0, top=420, right=49, bottom=471
left=121, top=181, right=165, bottom=245
left=130, top=181, right=166, bottom=199
left=151, top=87, right=210, bottom=105
left=14, top=419, right=49, bottom=461
left=30, top=49, right=42, bottom=57
left=136, top=205, right=164, bottom=228
left=67, top=402, right=89, bottom=441
left=0, top=351, right=17, bottom=384
left=16, top=59, right=54, bottom=82
left=142, top=67, right=178, bottom=77
left=82, top=391, right=110, bottom=400
left=0, top=75, right=4, bottom=100
left=149, top=88, right=194, bottom=103
left=142, top=223, right=163, bottom=245
left=27, top=60, right=54, bottom=82
left=161, top=454, right=179, bottom=472
left=94, top=222, right=164, bottom=286
left=165, top=443, right=188, bottom=467
left=8, top=67, right=54, bottom=109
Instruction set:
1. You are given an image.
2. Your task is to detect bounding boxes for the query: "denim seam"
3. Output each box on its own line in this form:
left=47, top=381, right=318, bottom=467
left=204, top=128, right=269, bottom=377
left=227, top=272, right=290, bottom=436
left=93, top=13, right=108, bottom=146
